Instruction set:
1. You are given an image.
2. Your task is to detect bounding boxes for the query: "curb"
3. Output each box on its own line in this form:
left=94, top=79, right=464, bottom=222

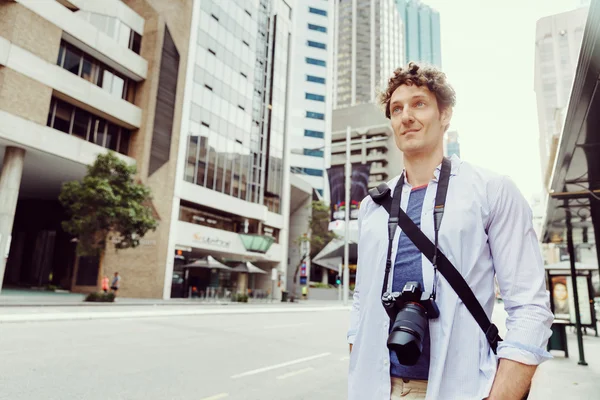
left=0, top=305, right=351, bottom=324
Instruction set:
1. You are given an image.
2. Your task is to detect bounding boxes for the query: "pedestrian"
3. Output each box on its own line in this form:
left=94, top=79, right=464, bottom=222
left=101, top=275, right=109, bottom=294
left=110, top=272, right=121, bottom=298
left=347, top=62, right=553, bottom=400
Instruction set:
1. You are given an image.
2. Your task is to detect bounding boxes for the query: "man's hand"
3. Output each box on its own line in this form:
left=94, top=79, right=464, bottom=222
left=487, top=358, right=536, bottom=400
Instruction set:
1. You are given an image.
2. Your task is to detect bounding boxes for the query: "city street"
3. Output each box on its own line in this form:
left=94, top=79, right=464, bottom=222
left=0, top=302, right=599, bottom=399
left=0, top=308, right=350, bottom=400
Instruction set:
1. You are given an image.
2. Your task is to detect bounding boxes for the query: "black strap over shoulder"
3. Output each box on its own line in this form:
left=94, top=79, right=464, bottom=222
left=368, top=158, right=502, bottom=354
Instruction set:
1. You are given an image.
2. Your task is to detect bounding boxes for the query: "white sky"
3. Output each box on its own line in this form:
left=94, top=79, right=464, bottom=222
left=422, top=0, right=583, bottom=201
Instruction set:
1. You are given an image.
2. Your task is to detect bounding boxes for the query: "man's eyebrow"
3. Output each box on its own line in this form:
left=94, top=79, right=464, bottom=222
left=390, top=94, right=429, bottom=105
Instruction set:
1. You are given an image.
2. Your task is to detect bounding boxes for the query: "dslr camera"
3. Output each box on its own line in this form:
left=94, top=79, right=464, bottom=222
left=382, top=281, right=440, bottom=366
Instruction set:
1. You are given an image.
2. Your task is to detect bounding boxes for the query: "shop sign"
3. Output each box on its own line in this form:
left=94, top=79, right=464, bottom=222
left=192, top=233, right=231, bottom=248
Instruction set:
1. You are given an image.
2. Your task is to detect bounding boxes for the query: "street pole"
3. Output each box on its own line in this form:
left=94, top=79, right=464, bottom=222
left=343, top=126, right=351, bottom=306
left=338, top=263, right=342, bottom=301
left=565, top=200, right=588, bottom=366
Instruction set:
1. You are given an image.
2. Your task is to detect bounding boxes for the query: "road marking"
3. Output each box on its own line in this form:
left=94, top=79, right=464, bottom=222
left=0, top=306, right=351, bottom=324
left=224, top=322, right=313, bottom=333
left=339, top=356, right=350, bottom=361
left=276, top=367, right=314, bottom=380
left=231, top=352, right=331, bottom=379
left=263, top=322, right=312, bottom=330
left=199, top=393, right=228, bottom=400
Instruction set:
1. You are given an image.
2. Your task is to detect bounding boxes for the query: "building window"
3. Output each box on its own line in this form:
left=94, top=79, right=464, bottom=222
left=316, top=189, right=324, bottom=197
left=47, top=97, right=131, bottom=155
left=56, top=41, right=136, bottom=103
left=302, top=168, right=324, bottom=177
left=309, top=7, right=328, bottom=17
left=308, top=23, right=327, bottom=33
left=306, top=57, right=326, bottom=67
left=306, top=111, right=325, bottom=120
left=179, top=203, right=237, bottom=233
left=129, top=30, right=142, bottom=54
left=306, top=93, right=325, bottom=102
left=307, top=40, right=326, bottom=50
left=304, top=149, right=324, bottom=157
left=306, top=75, right=326, bottom=84
left=304, top=129, right=324, bottom=139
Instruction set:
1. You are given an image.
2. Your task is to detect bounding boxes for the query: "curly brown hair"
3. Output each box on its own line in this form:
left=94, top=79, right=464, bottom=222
left=379, top=62, right=456, bottom=119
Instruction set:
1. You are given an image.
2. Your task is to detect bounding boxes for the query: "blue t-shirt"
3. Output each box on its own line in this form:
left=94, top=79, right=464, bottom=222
left=389, top=185, right=430, bottom=380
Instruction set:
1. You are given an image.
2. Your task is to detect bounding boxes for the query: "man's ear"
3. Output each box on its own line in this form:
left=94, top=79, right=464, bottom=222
left=441, top=107, right=453, bottom=129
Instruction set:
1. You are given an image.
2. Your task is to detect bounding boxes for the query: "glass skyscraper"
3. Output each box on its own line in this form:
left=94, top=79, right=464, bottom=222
left=395, top=0, right=441, bottom=67
left=334, top=0, right=404, bottom=108
left=184, top=0, right=290, bottom=213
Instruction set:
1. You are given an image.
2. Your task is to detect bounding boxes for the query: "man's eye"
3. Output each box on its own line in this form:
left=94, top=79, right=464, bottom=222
left=416, top=101, right=425, bottom=107
left=392, top=107, right=402, bottom=114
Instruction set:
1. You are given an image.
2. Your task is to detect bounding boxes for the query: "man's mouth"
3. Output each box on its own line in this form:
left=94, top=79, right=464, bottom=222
left=402, top=128, right=420, bottom=135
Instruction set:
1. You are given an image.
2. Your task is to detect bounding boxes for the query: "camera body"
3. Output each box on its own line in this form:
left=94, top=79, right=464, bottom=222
left=382, top=281, right=439, bottom=366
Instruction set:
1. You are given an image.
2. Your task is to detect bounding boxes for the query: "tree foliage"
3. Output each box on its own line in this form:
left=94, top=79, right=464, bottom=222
left=59, top=152, right=158, bottom=256
left=308, top=200, right=337, bottom=259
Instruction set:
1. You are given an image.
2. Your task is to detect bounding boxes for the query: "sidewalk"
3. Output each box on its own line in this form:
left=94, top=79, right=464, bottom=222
left=529, top=327, right=600, bottom=400
left=493, top=303, right=600, bottom=400
left=0, top=288, right=322, bottom=307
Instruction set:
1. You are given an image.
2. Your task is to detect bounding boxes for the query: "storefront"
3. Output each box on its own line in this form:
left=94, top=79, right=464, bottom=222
left=170, top=219, right=282, bottom=299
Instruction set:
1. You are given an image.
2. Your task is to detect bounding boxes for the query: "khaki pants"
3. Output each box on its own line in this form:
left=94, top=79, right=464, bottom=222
left=390, top=377, right=428, bottom=399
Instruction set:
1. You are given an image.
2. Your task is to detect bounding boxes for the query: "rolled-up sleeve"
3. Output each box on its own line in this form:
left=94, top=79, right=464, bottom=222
left=487, top=176, right=554, bottom=365
left=347, top=198, right=369, bottom=344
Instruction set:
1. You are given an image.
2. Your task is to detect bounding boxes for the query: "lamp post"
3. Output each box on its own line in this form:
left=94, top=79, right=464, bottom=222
left=343, top=126, right=351, bottom=306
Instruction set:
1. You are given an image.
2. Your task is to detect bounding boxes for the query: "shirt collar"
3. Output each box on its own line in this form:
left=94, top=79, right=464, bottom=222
left=432, top=154, right=461, bottom=182
left=388, top=154, right=462, bottom=191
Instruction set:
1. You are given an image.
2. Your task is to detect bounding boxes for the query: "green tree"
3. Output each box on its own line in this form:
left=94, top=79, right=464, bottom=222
left=59, top=152, right=158, bottom=256
left=308, top=200, right=337, bottom=259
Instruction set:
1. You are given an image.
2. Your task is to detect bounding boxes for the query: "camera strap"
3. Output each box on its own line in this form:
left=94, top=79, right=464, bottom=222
left=368, top=157, right=502, bottom=354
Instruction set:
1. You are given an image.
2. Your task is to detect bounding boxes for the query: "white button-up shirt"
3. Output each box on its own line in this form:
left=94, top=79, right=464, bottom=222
left=347, top=155, right=553, bottom=400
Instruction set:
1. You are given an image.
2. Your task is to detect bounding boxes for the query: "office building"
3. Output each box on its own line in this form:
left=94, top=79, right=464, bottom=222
left=445, top=130, right=460, bottom=158
left=330, top=104, right=403, bottom=189
left=287, top=0, right=335, bottom=198
left=0, top=0, right=309, bottom=300
left=333, top=0, right=404, bottom=109
left=0, top=0, right=191, bottom=296
left=534, top=5, right=588, bottom=188
left=395, top=0, right=442, bottom=66
left=172, top=0, right=307, bottom=300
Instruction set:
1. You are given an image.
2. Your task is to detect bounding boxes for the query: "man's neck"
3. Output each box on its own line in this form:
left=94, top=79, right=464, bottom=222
left=403, top=150, right=444, bottom=187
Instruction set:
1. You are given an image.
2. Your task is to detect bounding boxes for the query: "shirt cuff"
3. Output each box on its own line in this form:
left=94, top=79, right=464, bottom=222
left=497, top=340, right=553, bottom=365
left=347, top=329, right=357, bottom=344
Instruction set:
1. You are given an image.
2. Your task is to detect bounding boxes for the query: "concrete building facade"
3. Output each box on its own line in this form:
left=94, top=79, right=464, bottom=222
left=0, top=0, right=192, bottom=297
left=330, top=103, right=403, bottom=189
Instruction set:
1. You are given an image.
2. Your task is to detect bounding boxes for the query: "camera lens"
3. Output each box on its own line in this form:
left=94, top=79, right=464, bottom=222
left=387, top=302, right=428, bottom=366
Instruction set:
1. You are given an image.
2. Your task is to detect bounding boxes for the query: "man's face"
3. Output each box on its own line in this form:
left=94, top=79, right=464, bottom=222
left=389, top=84, right=451, bottom=156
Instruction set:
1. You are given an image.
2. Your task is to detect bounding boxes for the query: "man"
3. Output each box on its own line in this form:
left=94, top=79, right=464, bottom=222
left=347, top=62, right=553, bottom=400
left=110, top=272, right=121, bottom=297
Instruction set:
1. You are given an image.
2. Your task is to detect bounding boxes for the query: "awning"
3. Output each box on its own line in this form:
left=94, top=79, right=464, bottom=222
left=542, top=1, right=600, bottom=246
left=231, top=261, right=267, bottom=274
left=183, top=256, right=232, bottom=270
left=312, top=237, right=357, bottom=270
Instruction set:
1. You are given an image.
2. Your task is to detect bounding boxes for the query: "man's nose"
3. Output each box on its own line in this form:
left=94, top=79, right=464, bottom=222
left=401, top=108, right=415, bottom=125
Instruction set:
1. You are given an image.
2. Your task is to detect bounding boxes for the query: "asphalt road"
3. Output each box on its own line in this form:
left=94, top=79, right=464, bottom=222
left=0, top=308, right=350, bottom=400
